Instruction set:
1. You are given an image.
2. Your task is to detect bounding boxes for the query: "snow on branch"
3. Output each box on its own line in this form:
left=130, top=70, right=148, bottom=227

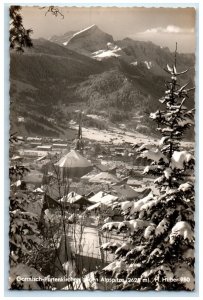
left=102, top=219, right=151, bottom=234
left=139, top=149, right=168, bottom=163
left=103, top=260, right=127, bottom=275
left=100, top=241, right=121, bottom=252
left=164, top=64, right=189, bottom=76
left=155, top=218, right=170, bottom=236
left=171, top=151, right=194, bottom=170
left=129, top=192, right=154, bottom=215
left=170, top=221, right=194, bottom=243
left=178, top=182, right=194, bottom=192
left=115, top=243, right=133, bottom=256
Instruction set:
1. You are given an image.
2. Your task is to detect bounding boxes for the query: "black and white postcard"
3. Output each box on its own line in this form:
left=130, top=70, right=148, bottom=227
left=8, top=4, right=196, bottom=292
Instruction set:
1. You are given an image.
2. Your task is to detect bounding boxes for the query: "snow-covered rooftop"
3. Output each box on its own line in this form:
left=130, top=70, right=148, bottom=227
left=89, top=191, right=118, bottom=204
left=59, top=191, right=83, bottom=204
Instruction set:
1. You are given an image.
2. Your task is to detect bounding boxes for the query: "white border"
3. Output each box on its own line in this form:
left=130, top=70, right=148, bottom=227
left=1, top=1, right=202, bottom=299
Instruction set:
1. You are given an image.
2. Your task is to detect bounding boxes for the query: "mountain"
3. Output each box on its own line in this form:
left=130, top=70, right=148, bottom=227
left=50, top=30, right=77, bottom=45
left=116, top=38, right=195, bottom=77
left=10, top=26, right=195, bottom=139
left=10, top=39, right=108, bottom=137
left=11, top=38, right=107, bottom=83
left=50, top=25, right=195, bottom=78
left=51, top=24, right=114, bottom=57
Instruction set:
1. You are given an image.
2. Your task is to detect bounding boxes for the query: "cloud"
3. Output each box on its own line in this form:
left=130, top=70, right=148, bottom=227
left=139, top=25, right=194, bottom=35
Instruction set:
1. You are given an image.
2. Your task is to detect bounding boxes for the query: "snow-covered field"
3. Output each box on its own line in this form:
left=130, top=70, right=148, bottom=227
left=69, top=123, right=194, bottom=150
left=69, top=124, right=153, bottom=145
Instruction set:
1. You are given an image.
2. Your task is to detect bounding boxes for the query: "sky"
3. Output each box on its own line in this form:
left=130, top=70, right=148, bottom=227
left=21, top=6, right=196, bottom=53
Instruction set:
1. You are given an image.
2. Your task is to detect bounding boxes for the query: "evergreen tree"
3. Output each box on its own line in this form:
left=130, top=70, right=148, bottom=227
left=9, top=6, right=63, bottom=52
left=100, top=48, right=195, bottom=291
left=9, top=6, right=33, bottom=52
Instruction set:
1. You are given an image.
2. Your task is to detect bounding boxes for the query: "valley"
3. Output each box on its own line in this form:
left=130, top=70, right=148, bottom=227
left=10, top=25, right=195, bottom=141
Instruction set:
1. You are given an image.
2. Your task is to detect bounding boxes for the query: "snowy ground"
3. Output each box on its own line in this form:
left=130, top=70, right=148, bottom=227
left=68, top=223, right=125, bottom=261
left=69, top=124, right=153, bottom=145
left=69, top=123, right=194, bottom=149
left=56, top=222, right=125, bottom=265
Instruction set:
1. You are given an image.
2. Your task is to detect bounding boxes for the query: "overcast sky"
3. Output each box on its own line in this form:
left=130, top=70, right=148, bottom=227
left=21, top=6, right=196, bottom=53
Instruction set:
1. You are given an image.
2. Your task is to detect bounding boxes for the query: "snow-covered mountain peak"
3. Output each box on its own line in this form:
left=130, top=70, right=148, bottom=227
left=92, top=42, right=122, bottom=61
left=71, top=24, right=97, bottom=39
left=68, top=24, right=103, bottom=43
left=63, top=24, right=114, bottom=55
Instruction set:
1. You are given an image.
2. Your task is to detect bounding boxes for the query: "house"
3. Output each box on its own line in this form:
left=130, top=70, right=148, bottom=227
left=111, top=184, right=144, bottom=200
left=36, top=145, right=52, bottom=151
left=27, top=137, right=42, bottom=142
left=52, top=138, right=62, bottom=142
left=112, top=185, right=152, bottom=201
left=127, top=178, right=143, bottom=187
left=30, top=142, right=42, bottom=148
left=58, top=192, right=92, bottom=210
left=52, top=143, right=68, bottom=149
left=89, top=191, right=118, bottom=205
left=85, top=191, right=95, bottom=199
left=87, top=191, right=118, bottom=217
left=43, top=193, right=62, bottom=210
left=18, top=149, right=48, bottom=158
left=86, top=201, right=106, bottom=212
left=44, top=183, right=92, bottom=211
left=89, top=172, right=119, bottom=184
left=80, top=167, right=100, bottom=182
left=94, top=164, right=110, bottom=172
left=55, top=150, right=93, bottom=178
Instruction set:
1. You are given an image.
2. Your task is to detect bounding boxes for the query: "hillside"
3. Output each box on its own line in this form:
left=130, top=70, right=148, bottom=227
left=10, top=39, right=108, bottom=137
left=116, top=38, right=195, bottom=78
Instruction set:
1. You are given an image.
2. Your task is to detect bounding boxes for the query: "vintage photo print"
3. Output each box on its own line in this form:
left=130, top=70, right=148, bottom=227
left=8, top=5, right=196, bottom=291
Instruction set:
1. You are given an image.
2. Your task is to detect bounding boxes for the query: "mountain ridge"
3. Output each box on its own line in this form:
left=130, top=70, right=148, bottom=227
left=50, top=25, right=195, bottom=79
